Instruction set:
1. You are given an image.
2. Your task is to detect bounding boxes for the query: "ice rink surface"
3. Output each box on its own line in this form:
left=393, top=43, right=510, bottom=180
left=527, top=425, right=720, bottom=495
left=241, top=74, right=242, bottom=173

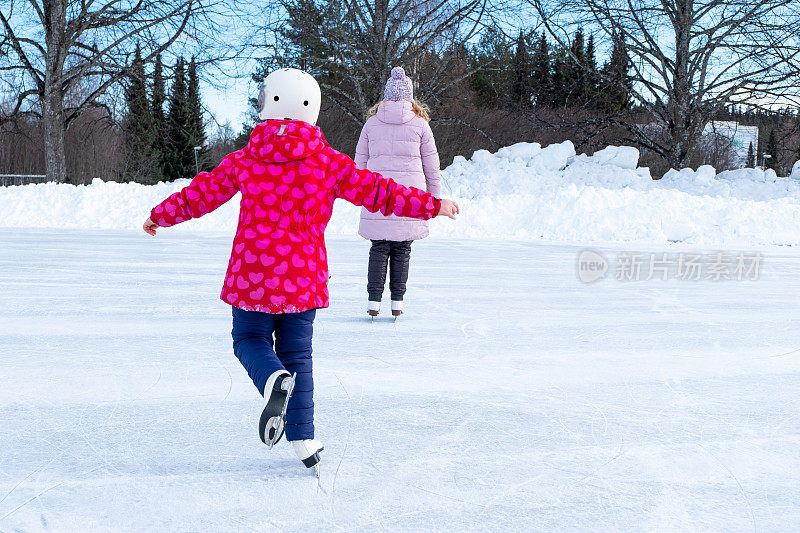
left=1, top=229, right=799, bottom=531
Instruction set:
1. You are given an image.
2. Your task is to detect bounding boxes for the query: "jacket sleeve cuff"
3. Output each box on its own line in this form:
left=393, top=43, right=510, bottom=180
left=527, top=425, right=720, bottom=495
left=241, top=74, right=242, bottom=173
left=432, top=197, right=442, bottom=218
left=150, top=204, right=174, bottom=227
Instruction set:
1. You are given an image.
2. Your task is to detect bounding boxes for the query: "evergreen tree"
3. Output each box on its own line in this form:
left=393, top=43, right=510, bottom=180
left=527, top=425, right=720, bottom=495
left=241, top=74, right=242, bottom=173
left=584, top=34, right=599, bottom=106
left=186, top=57, right=207, bottom=173
left=566, top=28, right=586, bottom=106
left=164, top=58, right=193, bottom=181
left=766, top=127, right=779, bottom=172
left=510, top=30, right=532, bottom=109
left=122, top=43, right=158, bottom=184
left=599, top=35, right=632, bottom=113
left=253, top=0, right=370, bottom=120
left=468, top=27, right=513, bottom=108
left=746, top=141, right=755, bottom=168
left=531, top=33, right=551, bottom=107
left=278, top=0, right=347, bottom=78
left=550, top=48, right=568, bottom=107
left=151, top=54, right=166, bottom=182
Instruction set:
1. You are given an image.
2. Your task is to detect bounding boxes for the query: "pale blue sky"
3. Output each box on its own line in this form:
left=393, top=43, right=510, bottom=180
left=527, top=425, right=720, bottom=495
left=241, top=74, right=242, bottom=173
left=203, top=78, right=253, bottom=131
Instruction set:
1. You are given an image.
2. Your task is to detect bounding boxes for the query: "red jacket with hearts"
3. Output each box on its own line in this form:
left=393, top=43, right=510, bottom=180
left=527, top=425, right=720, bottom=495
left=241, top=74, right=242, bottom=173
left=150, top=120, right=441, bottom=313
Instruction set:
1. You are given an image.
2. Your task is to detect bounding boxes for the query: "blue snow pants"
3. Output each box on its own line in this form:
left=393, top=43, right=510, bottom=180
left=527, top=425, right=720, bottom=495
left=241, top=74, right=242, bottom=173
left=231, top=307, right=316, bottom=441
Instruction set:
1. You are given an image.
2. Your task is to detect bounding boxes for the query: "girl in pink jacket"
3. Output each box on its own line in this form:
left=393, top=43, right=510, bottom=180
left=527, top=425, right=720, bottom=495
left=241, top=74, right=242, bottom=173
left=143, top=69, right=459, bottom=474
left=355, top=67, right=441, bottom=318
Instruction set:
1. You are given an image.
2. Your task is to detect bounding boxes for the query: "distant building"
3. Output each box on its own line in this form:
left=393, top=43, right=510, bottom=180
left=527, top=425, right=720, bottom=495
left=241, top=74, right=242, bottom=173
left=702, top=121, right=758, bottom=166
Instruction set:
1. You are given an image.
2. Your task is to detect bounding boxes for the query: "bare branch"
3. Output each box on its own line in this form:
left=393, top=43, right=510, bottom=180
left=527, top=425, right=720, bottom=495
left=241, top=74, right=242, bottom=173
left=528, top=0, right=800, bottom=168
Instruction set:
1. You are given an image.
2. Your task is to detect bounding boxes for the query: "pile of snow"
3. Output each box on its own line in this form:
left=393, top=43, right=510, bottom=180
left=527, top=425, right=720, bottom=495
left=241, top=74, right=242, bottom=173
left=791, top=160, right=800, bottom=180
left=660, top=166, right=800, bottom=201
left=2, top=141, right=800, bottom=246
left=435, top=141, right=800, bottom=245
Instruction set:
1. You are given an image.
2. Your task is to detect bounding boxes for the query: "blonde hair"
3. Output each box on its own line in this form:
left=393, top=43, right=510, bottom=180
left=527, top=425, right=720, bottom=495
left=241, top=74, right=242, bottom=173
left=367, top=99, right=430, bottom=122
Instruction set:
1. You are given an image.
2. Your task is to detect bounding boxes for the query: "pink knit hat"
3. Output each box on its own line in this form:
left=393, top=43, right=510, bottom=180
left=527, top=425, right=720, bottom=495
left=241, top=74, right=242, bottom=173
left=384, top=66, right=413, bottom=101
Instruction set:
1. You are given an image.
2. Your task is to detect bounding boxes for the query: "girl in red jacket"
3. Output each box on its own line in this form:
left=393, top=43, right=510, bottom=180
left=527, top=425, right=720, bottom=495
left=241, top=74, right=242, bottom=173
left=143, top=68, right=459, bottom=474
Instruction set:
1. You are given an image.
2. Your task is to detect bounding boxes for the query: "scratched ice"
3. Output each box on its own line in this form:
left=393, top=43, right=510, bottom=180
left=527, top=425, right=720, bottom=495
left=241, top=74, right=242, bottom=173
left=1, top=229, right=799, bottom=530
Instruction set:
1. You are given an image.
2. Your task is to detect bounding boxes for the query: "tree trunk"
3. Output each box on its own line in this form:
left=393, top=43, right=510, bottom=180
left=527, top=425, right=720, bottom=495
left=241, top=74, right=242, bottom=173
left=667, top=0, right=694, bottom=170
left=666, top=111, right=704, bottom=170
left=668, top=133, right=690, bottom=170
left=43, top=82, right=67, bottom=183
left=43, top=0, right=68, bottom=183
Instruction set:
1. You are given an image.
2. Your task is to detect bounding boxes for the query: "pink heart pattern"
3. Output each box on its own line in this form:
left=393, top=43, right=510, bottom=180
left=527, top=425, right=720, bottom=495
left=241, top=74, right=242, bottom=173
left=250, top=287, right=265, bottom=300
left=274, top=261, right=289, bottom=275
left=148, top=119, right=441, bottom=314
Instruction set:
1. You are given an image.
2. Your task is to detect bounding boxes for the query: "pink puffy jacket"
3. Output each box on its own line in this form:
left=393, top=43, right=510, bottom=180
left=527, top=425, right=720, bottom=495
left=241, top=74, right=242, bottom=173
left=355, top=100, right=441, bottom=241
left=150, top=119, right=440, bottom=314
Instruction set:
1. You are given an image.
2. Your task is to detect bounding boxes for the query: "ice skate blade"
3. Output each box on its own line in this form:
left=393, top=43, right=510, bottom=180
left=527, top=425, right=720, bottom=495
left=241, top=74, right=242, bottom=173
left=259, top=373, right=295, bottom=448
left=279, top=374, right=296, bottom=421
left=313, top=464, right=320, bottom=478
left=265, top=417, right=283, bottom=449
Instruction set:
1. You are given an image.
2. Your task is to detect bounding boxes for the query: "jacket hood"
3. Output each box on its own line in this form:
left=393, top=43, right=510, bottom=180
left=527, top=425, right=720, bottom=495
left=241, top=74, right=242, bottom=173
left=246, top=120, right=327, bottom=162
left=377, top=100, right=415, bottom=125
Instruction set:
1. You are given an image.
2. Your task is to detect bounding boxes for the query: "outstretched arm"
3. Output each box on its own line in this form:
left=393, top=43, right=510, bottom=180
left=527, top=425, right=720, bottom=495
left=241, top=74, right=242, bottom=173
left=329, top=149, right=444, bottom=220
left=144, top=152, right=240, bottom=234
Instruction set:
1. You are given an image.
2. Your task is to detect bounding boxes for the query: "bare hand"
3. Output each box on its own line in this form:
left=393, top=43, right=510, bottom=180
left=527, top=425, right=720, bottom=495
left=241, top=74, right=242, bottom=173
left=437, top=199, right=460, bottom=220
left=143, top=217, right=159, bottom=236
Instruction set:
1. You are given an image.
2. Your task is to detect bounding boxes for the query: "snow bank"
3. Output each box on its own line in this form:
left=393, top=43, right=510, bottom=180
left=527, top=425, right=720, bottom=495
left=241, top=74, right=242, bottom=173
left=660, top=166, right=800, bottom=201
left=2, top=142, right=800, bottom=246
left=791, top=160, right=800, bottom=180
left=435, top=141, right=800, bottom=245
left=576, top=145, right=640, bottom=169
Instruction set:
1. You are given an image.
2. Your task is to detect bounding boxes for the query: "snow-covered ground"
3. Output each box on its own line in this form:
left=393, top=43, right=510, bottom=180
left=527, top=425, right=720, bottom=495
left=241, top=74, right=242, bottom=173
left=3, top=141, right=800, bottom=246
left=2, top=140, right=799, bottom=529
left=2, top=229, right=800, bottom=531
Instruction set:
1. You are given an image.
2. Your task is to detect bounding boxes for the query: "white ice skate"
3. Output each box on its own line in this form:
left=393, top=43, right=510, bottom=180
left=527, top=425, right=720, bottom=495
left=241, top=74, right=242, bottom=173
left=367, top=300, right=380, bottom=318
left=292, top=439, right=324, bottom=477
left=259, top=370, right=295, bottom=448
left=391, top=300, right=403, bottom=318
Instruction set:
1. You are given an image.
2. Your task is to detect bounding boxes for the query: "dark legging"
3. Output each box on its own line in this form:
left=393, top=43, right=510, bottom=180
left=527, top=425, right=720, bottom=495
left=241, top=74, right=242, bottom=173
left=231, top=307, right=316, bottom=441
left=367, top=240, right=412, bottom=302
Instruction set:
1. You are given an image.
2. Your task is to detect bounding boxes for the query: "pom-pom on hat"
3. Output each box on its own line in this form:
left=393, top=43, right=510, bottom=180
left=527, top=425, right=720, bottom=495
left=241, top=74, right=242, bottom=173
left=384, top=66, right=414, bottom=101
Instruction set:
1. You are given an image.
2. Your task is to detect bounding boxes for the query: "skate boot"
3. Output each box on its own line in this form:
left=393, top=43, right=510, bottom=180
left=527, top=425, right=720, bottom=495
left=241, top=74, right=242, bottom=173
left=391, top=300, right=403, bottom=317
left=259, top=370, right=295, bottom=448
left=367, top=300, right=380, bottom=318
left=292, top=439, right=324, bottom=476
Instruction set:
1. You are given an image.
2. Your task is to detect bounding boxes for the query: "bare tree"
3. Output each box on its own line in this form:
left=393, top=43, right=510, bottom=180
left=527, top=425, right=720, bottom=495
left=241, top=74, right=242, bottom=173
left=0, top=0, right=211, bottom=182
left=254, top=0, right=501, bottom=122
left=529, top=0, right=800, bottom=169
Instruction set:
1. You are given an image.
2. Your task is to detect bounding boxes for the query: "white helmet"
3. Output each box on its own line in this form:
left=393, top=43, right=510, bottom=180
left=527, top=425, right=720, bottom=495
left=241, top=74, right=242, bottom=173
left=258, top=68, right=321, bottom=125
